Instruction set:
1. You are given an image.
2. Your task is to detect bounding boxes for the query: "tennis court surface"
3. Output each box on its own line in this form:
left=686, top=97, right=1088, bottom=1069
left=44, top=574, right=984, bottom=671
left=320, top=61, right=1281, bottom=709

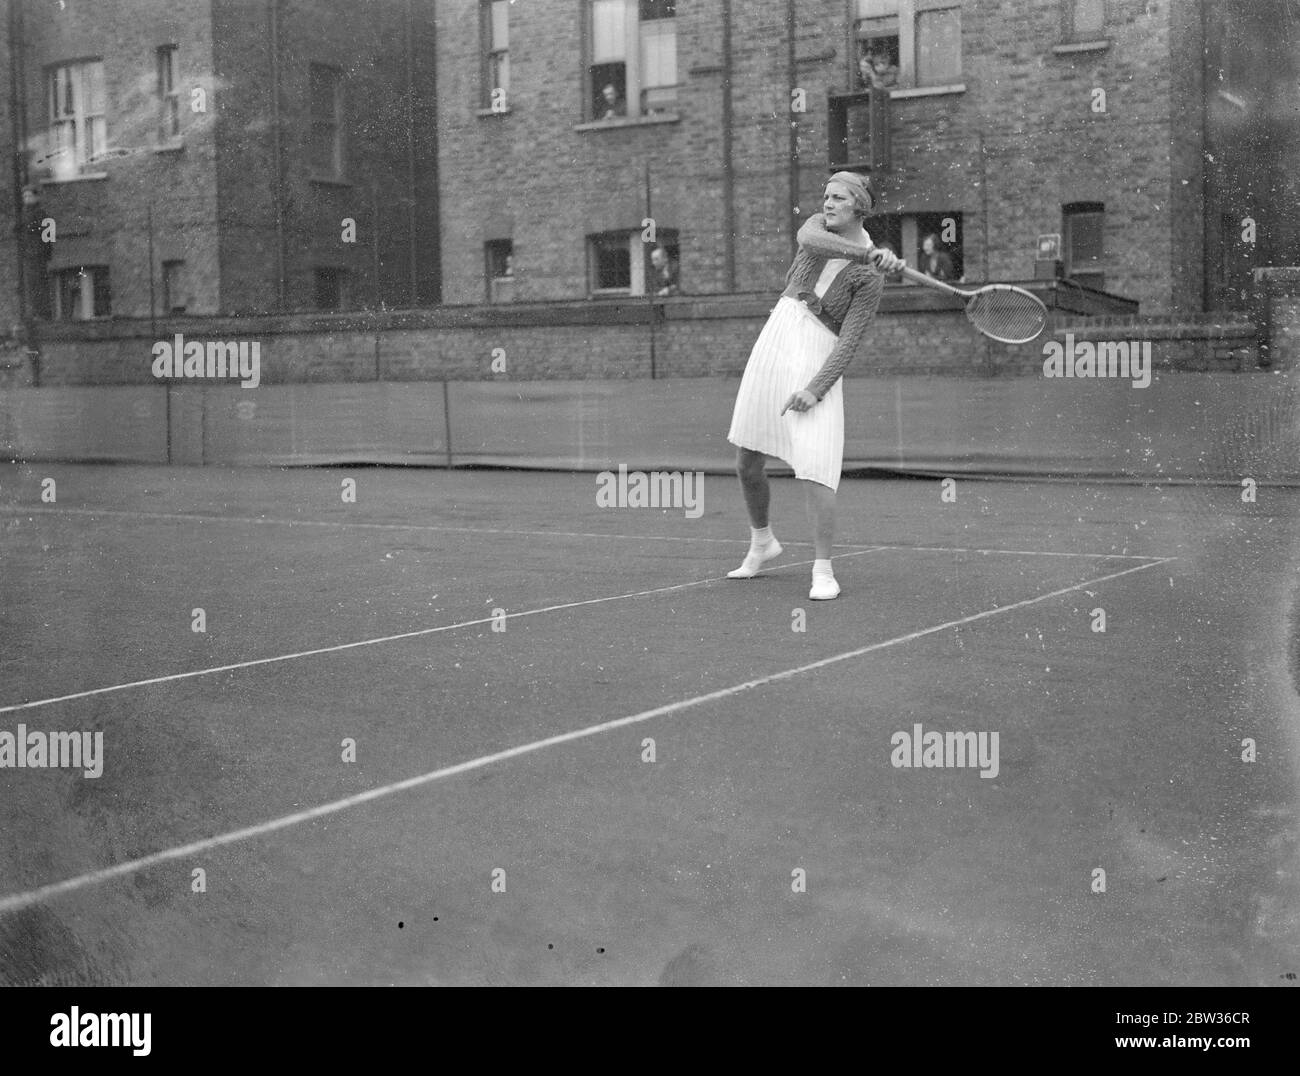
left=1, top=461, right=1298, bottom=985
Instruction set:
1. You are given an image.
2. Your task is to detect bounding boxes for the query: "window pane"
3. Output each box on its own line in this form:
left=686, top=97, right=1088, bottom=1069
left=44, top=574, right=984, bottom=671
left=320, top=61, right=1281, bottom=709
left=491, top=0, right=509, bottom=48
left=591, top=63, right=626, bottom=117
left=159, top=48, right=175, bottom=94
left=1073, top=0, right=1105, bottom=36
left=639, top=0, right=675, bottom=19
left=315, top=268, right=342, bottom=310
left=92, top=267, right=111, bottom=316
left=640, top=20, right=676, bottom=87
left=856, top=15, right=900, bottom=39
left=83, top=61, right=106, bottom=113
left=916, top=8, right=961, bottom=85
left=51, top=68, right=66, bottom=118
left=87, top=116, right=106, bottom=160
left=1069, top=213, right=1103, bottom=263
left=593, top=236, right=630, bottom=289
left=491, top=52, right=509, bottom=94
left=163, top=262, right=184, bottom=312
left=591, top=0, right=627, bottom=63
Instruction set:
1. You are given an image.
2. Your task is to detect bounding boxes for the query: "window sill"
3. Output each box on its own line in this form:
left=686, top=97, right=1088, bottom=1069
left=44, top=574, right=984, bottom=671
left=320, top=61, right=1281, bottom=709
left=309, top=176, right=352, bottom=188
left=1216, top=89, right=1247, bottom=110
left=153, top=140, right=185, bottom=153
left=574, top=113, right=681, bottom=132
left=41, top=172, right=109, bottom=185
left=476, top=107, right=512, bottom=117
left=1052, top=39, right=1111, bottom=54
left=889, top=83, right=965, bottom=99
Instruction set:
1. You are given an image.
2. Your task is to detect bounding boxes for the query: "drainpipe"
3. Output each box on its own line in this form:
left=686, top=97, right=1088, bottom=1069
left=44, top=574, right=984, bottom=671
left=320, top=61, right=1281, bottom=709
left=269, top=0, right=286, bottom=310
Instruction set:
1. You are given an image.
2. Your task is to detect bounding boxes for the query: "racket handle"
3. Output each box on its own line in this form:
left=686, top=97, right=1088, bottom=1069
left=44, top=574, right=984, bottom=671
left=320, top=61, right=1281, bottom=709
left=897, top=264, right=969, bottom=297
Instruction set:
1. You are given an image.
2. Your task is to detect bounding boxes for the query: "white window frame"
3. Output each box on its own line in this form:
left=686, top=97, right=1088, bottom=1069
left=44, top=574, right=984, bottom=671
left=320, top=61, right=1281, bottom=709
left=854, top=0, right=962, bottom=91
left=588, top=231, right=646, bottom=296
left=51, top=265, right=110, bottom=320
left=48, top=59, right=107, bottom=177
left=588, top=0, right=678, bottom=120
left=162, top=259, right=185, bottom=314
left=314, top=266, right=348, bottom=310
left=157, top=45, right=181, bottom=143
left=483, top=0, right=510, bottom=106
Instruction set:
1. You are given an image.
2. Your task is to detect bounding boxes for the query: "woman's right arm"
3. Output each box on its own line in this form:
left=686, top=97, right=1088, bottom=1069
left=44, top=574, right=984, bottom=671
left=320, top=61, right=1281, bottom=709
left=797, top=213, right=875, bottom=263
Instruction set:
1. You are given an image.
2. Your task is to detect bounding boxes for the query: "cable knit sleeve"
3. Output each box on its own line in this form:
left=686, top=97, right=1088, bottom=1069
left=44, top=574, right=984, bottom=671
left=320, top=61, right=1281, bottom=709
left=803, top=269, right=885, bottom=401
left=796, top=212, right=876, bottom=263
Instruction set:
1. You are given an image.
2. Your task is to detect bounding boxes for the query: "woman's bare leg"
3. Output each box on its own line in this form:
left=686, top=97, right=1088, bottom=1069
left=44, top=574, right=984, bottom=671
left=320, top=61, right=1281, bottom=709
left=803, top=479, right=840, bottom=598
left=736, top=447, right=770, bottom=528
left=729, top=447, right=783, bottom=578
left=802, top=479, right=836, bottom=560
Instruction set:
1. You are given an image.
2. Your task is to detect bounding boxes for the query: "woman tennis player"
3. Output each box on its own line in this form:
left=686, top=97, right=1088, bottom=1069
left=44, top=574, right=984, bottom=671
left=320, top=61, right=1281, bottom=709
left=726, top=172, right=904, bottom=600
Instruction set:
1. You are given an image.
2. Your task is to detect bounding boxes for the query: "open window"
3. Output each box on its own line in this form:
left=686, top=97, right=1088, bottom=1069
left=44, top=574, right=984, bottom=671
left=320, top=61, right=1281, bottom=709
left=852, top=1, right=961, bottom=91
left=587, top=0, right=678, bottom=121
left=485, top=239, right=515, bottom=303
left=1063, top=202, right=1105, bottom=289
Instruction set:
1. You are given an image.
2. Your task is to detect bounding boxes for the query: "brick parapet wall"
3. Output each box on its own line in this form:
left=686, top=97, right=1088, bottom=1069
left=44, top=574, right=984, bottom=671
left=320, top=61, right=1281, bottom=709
left=4, top=276, right=1270, bottom=390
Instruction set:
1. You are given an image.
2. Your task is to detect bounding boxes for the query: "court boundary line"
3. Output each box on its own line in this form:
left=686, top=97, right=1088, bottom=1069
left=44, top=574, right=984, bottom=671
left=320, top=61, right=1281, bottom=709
left=0, top=549, right=889, bottom=715
left=2, top=506, right=1173, bottom=560
left=0, top=556, right=1172, bottom=917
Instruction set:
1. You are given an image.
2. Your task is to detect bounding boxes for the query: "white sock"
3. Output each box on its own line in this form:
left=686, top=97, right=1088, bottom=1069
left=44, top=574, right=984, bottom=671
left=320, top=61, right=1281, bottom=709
left=728, top=527, right=783, bottom=578
left=813, top=558, right=834, bottom=578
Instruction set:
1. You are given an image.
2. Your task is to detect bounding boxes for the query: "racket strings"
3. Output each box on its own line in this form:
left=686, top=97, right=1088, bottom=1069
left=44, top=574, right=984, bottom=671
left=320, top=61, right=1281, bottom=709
left=965, top=288, right=1048, bottom=344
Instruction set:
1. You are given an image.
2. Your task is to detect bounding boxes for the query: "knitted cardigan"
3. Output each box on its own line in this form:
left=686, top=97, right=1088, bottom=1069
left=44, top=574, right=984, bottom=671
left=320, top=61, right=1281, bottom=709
left=783, top=213, right=887, bottom=401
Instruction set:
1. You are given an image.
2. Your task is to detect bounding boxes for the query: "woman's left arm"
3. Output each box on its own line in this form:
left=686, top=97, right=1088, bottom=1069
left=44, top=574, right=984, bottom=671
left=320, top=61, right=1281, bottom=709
left=797, top=213, right=876, bottom=263
left=802, top=271, right=886, bottom=400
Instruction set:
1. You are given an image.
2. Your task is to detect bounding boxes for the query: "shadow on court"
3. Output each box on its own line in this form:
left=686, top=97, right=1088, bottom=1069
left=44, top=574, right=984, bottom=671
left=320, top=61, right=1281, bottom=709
left=0, top=462, right=1297, bottom=985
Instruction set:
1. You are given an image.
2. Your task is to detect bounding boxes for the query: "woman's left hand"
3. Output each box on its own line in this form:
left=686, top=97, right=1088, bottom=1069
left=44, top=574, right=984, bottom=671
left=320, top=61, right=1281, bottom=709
left=781, top=390, right=818, bottom=415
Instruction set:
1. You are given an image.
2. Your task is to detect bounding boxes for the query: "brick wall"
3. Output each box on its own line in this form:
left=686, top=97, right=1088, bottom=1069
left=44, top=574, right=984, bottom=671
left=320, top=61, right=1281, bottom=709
left=15, top=279, right=1265, bottom=392
left=6, top=0, right=437, bottom=320
left=16, top=0, right=223, bottom=317
left=210, top=0, right=439, bottom=314
left=434, top=0, right=1203, bottom=316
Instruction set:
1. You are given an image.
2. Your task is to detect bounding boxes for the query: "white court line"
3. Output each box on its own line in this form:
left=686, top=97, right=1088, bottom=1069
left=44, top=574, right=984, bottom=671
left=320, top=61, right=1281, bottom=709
left=2, top=506, right=1171, bottom=559
left=0, top=556, right=1172, bottom=917
left=0, top=549, right=886, bottom=715
left=879, top=543, right=1168, bottom=561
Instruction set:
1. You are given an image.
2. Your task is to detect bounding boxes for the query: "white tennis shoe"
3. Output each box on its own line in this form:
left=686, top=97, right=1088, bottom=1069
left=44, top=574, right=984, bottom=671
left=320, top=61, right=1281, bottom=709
left=727, top=537, right=783, bottom=578
left=809, top=574, right=840, bottom=600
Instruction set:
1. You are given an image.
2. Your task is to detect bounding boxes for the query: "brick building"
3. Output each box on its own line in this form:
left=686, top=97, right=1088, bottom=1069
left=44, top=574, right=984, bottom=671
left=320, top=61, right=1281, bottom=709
left=2, top=0, right=1295, bottom=341
left=1, top=0, right=439, bottom=324
left=438, top=0, right=1296, bottom=316
left=1203, top=0, right=1300, bottom=312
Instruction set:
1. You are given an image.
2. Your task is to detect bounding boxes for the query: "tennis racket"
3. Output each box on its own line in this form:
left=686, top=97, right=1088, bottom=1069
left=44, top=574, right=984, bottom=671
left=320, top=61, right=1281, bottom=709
left=882, top=259, right=1049, bottom=345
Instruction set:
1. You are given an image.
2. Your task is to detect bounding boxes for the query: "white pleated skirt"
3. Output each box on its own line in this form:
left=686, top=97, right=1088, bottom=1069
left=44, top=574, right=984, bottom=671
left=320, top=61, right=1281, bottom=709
left=727, top=296, right=845, bottom=490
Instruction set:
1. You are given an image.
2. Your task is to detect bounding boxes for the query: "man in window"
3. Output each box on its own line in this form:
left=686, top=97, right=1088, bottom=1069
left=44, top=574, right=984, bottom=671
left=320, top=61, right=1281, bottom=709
left=859, top=45, right=898, bottom=90
left=650, top=246, right=678, bottom=296
left=599, top=83, right=625, bottom=120
left=920, top=233, right=954, bottom=281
